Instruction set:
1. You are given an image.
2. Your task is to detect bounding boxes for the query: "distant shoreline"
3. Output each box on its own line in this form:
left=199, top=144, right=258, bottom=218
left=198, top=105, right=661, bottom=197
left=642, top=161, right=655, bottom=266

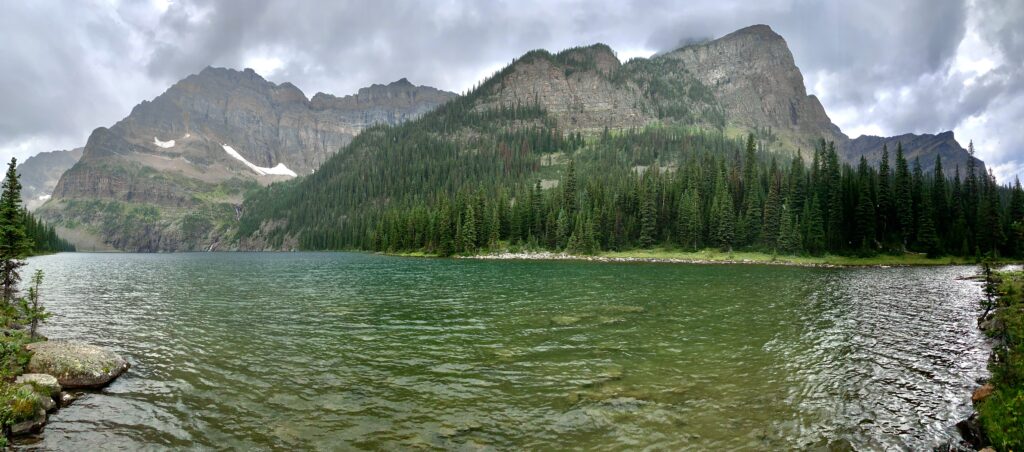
left=451, top=249, right=1022, bottom=268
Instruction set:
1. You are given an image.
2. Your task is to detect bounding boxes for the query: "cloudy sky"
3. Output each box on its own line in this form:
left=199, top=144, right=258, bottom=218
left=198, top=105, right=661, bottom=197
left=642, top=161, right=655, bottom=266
left=2, top=0, right=1022, bottom=182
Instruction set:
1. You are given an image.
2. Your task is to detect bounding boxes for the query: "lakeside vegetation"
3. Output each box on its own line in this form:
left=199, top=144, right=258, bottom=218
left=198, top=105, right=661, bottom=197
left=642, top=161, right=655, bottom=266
left=359, top=128, right=1021, bottom=261
left=978, top=268, right=1024, bottom=449
left=0, top=158, right=54, bottom=444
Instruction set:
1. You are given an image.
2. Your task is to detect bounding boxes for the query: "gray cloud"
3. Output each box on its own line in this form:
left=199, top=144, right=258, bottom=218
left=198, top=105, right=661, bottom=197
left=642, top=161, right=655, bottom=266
left=0, top=0, right=1021, bottom=182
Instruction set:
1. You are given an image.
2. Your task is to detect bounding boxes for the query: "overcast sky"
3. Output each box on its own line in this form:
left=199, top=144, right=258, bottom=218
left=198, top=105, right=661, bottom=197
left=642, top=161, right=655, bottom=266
left=1, top=0, right=1022, bottom=182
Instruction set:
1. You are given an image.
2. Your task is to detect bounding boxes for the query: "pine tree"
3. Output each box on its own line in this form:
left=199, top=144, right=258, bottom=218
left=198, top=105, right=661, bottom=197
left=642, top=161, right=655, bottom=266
left=555, top=208, right=570, bottom=250
left=709, top=166, right=735, bottom=250
left=911, top=158, right=924, bottom=242
left=976, top=170, right=1005, bottom=256
left=877, top=144, right=893, bottom=244
left=462, top=203, right=477, bottom=253
left=932, top=156, right=949, bottom=244
left=638, top=182, right=657, bottom=248
left=762, top=175, right=782, bottom=249
left=0, top=158, right=32, bottom=307
left=894, top=143, right=913, bottom=248
left=805, top=194, right=826, bottom=255
left=855, top=157, right=876, bottom=252
left=20, top=269, right=50, bottom=340
left=563, top=159, right=577, bottom=216
left=950, top=167, right=970, bottom=255
left=916, top=186, right=939, bottom=257
left=676, top=180, right=702, bottom=251
left=964, top=140, right=979, bottom=247
left=825, top=143, right=843, bottom=250
left=777, top=203, right=801, bottom=254
left=488, top=205, right=500, bottom=249
left=437, top=200, right=454, bottom=256
left=1011, top=177, right=1024, bottom=257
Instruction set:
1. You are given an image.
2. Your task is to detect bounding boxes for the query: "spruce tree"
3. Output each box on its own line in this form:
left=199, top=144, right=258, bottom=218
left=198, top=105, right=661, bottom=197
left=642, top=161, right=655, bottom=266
left=677, top=180, right=702, bottom=251
left=855, top=157, right=876, bottom=252
left=877, top=144, right=893, bottom=244
left=917, top=197, right=939, bottom=257
left=709, top=166, right=735, bottom=250
left=762, top=174, right=782, bottom=249
left=805, top=194, right=826, bottom=255
left=911, top=158, right=924, bottom=241
left=894, top=143, right=914, bottom=248
left=563, top=159, right=577, bottom=216
left=0, top=158, right=32, bottom=307
left=638, top=183, right=657, bottom=248
left=777, top=204, right=801, bottom=254
left=555, top=208, right=570, bottom=250
left=825, top=143, right=843, bottom=250
left=437, top=200, right=454, bottom=256
left=931, top=156, right=949, bottom=244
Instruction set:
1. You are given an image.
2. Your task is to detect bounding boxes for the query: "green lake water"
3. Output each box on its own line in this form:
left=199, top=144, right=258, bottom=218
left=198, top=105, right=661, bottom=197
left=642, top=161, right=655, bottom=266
left=16, top=252, right=989, bottom=450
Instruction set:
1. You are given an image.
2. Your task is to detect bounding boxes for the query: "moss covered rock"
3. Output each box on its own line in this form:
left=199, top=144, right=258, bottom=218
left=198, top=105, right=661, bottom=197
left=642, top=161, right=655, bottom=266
left=26, top=341, right=129, bottom=389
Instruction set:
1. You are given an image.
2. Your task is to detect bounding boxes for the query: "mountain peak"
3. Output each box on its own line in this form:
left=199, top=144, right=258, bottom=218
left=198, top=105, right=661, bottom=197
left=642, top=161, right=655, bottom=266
left=727, top=24, right=780, bottom=38
left=390, top=77, right=413, bottom=87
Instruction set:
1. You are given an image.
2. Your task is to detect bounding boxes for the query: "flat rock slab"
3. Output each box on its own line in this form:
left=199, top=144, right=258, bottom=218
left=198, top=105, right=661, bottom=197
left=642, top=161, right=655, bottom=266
left=15, top=373, right=61, bottom=398
left=26, top=341, right=129, bottom=389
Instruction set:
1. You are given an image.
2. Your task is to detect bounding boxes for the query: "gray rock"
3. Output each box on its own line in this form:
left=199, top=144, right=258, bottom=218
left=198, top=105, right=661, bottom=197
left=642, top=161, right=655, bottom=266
left=26, top=341, right=130, bottom=389
left=39, top=68, right=455, bottom=252
left=60, top=391, right=79, bottom=407
left=15, top=373, right=62, bottom=398
left=9, top=409, right=47, bottom=436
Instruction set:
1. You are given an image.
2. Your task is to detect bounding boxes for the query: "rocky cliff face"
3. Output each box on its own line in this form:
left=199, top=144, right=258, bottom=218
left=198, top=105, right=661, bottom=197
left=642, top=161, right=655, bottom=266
left=474, top=24, right=978, bottom=176
left=13, top=148, right=82, bottom=210
left=661, top=25, right=843, bottom=150
left=39, top=68, right=455, bottom=251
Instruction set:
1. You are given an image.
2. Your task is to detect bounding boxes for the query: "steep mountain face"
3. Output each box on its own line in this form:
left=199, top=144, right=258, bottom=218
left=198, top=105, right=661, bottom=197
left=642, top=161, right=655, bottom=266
left=468, top=25, right=976, bottom=175
left=661, top=25, right=843, bottom=151
left=38, top=68, right=455, bottom=251
left=13, top=148, right=83, bottom=210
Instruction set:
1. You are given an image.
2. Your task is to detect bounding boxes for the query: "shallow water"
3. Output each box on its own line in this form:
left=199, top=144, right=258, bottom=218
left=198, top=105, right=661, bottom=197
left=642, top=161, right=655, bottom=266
left=16, top=253, right=988, bottom=450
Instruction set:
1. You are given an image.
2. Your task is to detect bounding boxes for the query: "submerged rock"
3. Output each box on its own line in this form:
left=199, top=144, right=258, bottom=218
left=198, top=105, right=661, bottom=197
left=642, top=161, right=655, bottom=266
left=26, top=341, right=130, bottom=389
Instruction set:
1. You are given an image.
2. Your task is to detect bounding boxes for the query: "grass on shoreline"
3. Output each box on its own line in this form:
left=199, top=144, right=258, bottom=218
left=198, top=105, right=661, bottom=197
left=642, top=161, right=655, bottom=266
left=978, top=270, right=1024, bottom=449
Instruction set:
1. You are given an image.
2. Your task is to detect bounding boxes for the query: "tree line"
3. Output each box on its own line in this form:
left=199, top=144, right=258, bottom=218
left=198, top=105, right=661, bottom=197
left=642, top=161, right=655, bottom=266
left=368, top=132, right=1023, bottom=258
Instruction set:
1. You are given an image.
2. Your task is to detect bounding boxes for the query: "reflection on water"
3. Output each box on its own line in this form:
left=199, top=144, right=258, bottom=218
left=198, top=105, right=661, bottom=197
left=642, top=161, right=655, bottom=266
left=16, top=253, right=988, bottom=450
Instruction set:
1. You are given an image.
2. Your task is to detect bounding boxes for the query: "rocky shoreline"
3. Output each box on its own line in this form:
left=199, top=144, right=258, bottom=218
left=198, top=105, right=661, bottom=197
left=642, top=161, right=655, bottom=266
left=6, top=340, right=129, bottom=439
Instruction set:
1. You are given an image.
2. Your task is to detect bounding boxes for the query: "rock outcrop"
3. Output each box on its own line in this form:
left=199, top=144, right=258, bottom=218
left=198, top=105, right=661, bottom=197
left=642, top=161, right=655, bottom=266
left=12, top=148, right=83, bottom=210
left=38, top=68, right=455, bottom=251
left=661, top=25, right=844, bottom=151
left=26, top=341, right=129, bottom=389
left=475, top=24, right=979, bottom=174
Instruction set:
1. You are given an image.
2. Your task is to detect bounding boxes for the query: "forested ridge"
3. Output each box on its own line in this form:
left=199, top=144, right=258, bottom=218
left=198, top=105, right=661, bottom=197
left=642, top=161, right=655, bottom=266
left=236, top=45, right=1021, bottom=258
left=367, top=131, right=1022, bottom=258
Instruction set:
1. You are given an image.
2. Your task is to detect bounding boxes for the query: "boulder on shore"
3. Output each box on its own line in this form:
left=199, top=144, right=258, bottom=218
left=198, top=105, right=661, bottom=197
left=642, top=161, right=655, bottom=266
left=15, top=373, right=61, bottom=398
left=26, top=341, right=129, bottom=389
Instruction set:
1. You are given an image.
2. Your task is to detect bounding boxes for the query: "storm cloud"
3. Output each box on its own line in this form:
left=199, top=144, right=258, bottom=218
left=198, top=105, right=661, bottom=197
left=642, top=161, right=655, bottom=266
left=1, top=0, right=1021, bottom=182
